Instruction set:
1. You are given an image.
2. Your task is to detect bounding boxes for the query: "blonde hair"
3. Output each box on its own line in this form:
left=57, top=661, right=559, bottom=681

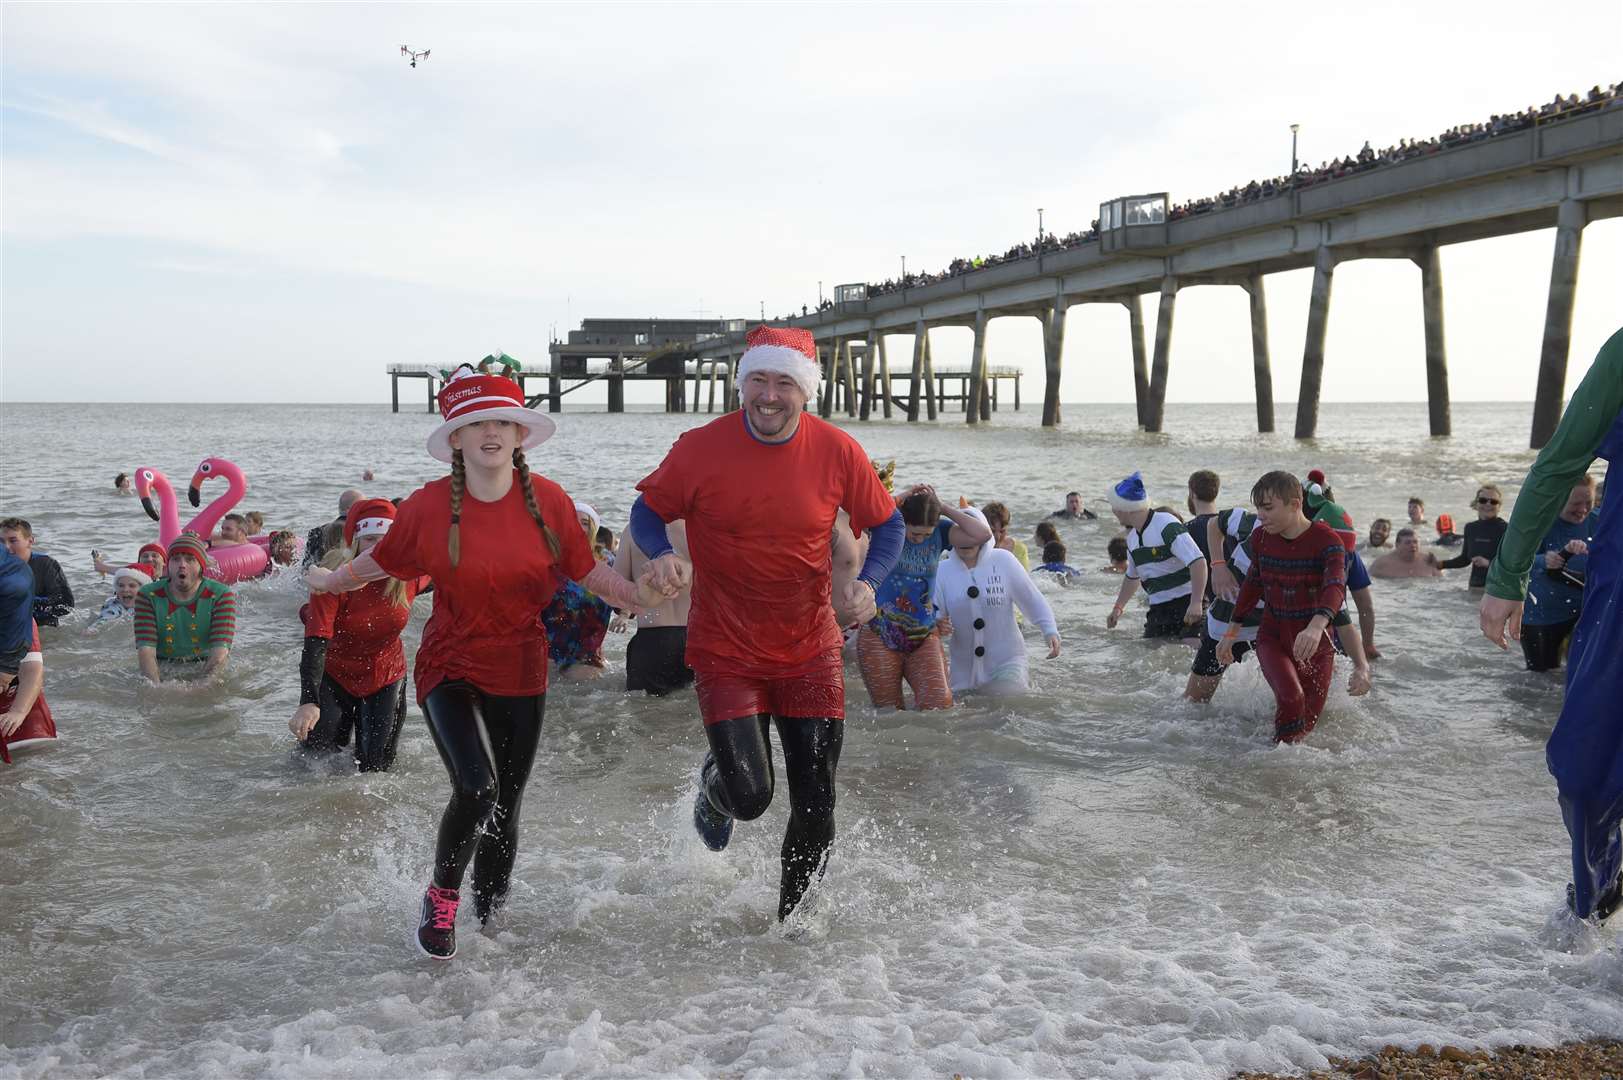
left=322, top=539, right=411, bottom=608
left=447, top=447, right=562, bottom=568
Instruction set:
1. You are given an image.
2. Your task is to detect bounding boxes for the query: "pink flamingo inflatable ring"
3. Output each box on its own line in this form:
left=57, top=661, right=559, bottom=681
left=185, top=457, right=269, bottom=582
left=134, top=467, right=183, bottom=548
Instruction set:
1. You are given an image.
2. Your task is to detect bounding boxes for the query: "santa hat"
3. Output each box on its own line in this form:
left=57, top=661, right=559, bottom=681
left=735, top=326, right=821, bottom=401
left=138, top=542, right=167, bottom=563
left=1306, top=468, right=1327, bottom=488
left=1108, top=472, right=1150, bottom=513
left=343, top=498, right=397, bottom=546
left=573, top=500, right=601, bottom=536
left=113, top=564, right=153, bottom=587
left=427, top=364, right=557, bottom=464
left=167, top=531, right=211, bottom=569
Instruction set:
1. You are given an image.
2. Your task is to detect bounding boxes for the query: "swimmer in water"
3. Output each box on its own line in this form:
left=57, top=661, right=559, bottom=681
left=1215, top=471, right=1349, bottom=743
left=306, top=367, right=669, bottom=959
left=91, top=564, right=152, bottom=626
left=980, top=501, right=1028, bottom=569
left=540, top=501, right=615, bottom=682
left=115, top=472, right=133, bottom=496
left=1437, top=485, right=1507, bottom=591
left=1102, top=536, right=1129, bottom=574
left=134, top=532, right=236, bottom=685
left=1363, top=517, right=1393, bottom=551
left=630, top=326, right=901, bottom=922
left=1105, top=473, right=1207, bottom=638
left=1368, top=528, right=1443, bottom=578
left=290, top=499, right=425, bottom=772
left=933, top=507, right=1061, bottom=695
left=857, top=483, right=986, bottom=711
left=1406, top=497, right=1428, bottom=526
left=613, top=519, right=693, bottom=697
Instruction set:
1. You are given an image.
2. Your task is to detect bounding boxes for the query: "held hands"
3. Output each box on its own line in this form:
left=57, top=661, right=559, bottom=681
left=1211, top=563, right=1239, bottom=601
left=305, top=567, right=336, bottom=594
left=289, top=703, right=320, bottom=740
left=840, top=579, right=878, bottom=625
left=646, top=553, right=691, bottom=596
left=1479, top=594, right=1524, bottom=649
left=633, top=563, right=680, bottom=609
left=1045, top=634, right=1061, bottom=659
left=1471, top=555, right=1490, bottom=569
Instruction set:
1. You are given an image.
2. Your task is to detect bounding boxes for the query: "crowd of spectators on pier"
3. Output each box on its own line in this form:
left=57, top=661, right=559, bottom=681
left=855, top=83, right=1620, bottom=303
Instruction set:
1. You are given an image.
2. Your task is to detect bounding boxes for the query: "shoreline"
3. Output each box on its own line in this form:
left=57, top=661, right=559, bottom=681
left=1232, top=1038, right=1623, bottom=1079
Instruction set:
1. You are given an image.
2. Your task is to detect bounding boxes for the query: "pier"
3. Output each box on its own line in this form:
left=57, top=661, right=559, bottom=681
left=694, top=108, right=1623, bottom=446
left=387, top=106, right=1622, bottom=445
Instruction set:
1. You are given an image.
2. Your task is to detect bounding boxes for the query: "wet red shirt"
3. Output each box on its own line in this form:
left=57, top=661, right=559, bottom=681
left=303, top=578, right=426, bottom=698
left=637, top=412, right=897, bottom=679
left=370, top=472, right=595, bottom=703
left=1, top=623, right=55, bottom=757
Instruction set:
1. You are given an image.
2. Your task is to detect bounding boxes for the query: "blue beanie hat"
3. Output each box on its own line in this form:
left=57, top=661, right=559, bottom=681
left=1108, top=471, right=1150, bottom=513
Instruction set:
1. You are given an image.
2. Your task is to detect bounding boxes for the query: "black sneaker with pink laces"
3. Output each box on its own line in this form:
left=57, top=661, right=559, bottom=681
left=416, top=885, right=459, bottom=959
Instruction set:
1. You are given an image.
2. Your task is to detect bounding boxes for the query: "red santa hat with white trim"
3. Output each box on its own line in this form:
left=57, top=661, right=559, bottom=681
left=113, top=563, right=153, bottom=587
left=735, top=326, right=821, bottom=401
left=344, top=498, right=398, bottom=546
left=427, top=363, right=557, bottom=464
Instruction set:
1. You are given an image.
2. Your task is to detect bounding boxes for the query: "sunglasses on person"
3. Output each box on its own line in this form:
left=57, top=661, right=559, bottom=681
left=1477, top=497, right=1500, bottom=505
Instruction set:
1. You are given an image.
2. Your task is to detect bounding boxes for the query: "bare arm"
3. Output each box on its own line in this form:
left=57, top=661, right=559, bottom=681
left=1108, top=574, right=1140, bottom=628
left=0, top=659, right=43, bottom=737
left=202, top=646, right=230, bottom=681
left=306, top=551, right=391, bottom=594
left=138, top=646, right=161, bottom=685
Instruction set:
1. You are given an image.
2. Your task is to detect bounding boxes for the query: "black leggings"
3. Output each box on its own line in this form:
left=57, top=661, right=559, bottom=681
left=701, top=714, right=844, bottom=919
left=1522, top=618, right=1578, bottom=672
left=302, top=675, right=408, bottom=772
left=422, top=681, right=546, bottom=918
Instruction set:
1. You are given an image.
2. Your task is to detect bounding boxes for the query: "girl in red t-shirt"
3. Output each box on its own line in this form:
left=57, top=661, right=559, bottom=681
left=289, top=498, right=424, bottom=772
left=306, top=368, right=672, bottom=960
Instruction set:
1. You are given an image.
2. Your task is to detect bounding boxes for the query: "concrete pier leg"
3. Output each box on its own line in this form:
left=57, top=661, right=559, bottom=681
left=842, top=340, right=858, bottom=417
left=548, top=353, right=562, bottom=414
left=1145, top=276, right=1178, bottom=433
left=1244, top=274, right=1275, bottom=433
left=1125, top=298, right=1149, bottom=428
left=923, top=331, right=939, bottom=420
left=819, top=344, right=836, bottom=418
left=907, top=325, right=926, bottom=421
left=860, top=334, right=878, bottom=420
left=608, top=355, right=625, bottom=413
left=427, top=377, right=437, bottom=414
left=1415, top=246, right=1450, bottom=437
left=878, top=335, right=893, bottom=418
left=705, top=360, right=716, bottom=413
left=1531, top=199, right=1587, bottom=449
left=1040, top=300, right=1067, bottom=427
left=391, top=374, right=399, bottom=414
left=967, top=310, right=989, bottom=426
left=1294, top=246, right=1337, bottom=439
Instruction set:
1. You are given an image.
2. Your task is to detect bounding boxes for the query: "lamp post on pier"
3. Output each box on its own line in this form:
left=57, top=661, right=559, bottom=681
left=1290, top=123, right=1300, bottom=186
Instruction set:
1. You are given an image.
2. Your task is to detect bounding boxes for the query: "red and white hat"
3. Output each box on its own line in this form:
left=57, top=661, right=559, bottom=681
left=427, top=365, right=557, bottom=464
left=343, top=498, right=397, bottom=546
left=113, top=563, right=153, bottom=587
left=735, top=326, right=821, bottom=401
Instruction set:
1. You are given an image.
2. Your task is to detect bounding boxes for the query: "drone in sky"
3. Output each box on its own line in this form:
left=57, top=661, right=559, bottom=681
left=400, top=45, right=430, bottom=68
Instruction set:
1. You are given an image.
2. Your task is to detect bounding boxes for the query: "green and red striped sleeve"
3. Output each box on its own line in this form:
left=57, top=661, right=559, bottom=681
left=133, top=589, right=158, bottom=649
left=208, top=587, right=237, bottom=651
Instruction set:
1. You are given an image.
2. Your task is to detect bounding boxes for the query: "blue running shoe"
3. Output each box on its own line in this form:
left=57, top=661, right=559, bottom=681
left=693, top=758, right=733, bottom=851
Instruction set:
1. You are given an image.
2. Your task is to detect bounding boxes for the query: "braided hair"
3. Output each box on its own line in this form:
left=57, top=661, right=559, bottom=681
left=513, top=448, right=563, bottom=558
left=446, top=445, right=563, bottom=568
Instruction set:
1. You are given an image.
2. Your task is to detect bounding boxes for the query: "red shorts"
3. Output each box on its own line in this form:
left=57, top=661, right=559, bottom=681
left=694, top=649, right=846, bottom=726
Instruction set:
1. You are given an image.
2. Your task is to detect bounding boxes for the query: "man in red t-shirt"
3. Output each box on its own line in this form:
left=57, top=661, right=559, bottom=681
left=631, top=325, right=904, bottom=921
left=1217, top=471, right=1348, bottom=743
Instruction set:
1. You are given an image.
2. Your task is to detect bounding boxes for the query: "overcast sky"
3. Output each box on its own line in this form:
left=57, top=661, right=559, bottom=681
left=2, top=2, right=1619, bottom=406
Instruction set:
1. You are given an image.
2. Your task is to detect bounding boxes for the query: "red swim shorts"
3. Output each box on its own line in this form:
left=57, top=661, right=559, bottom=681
left=694, top=649, right=846, bottom=726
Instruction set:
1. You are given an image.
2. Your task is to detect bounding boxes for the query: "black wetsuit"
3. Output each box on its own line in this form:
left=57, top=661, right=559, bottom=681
left=422, top=681, right=546, bottom=922
left=625, top=626, right=694, bottom=696
left=28, top=554, right=73, bottom=627
left=297, top=637, right=408, bottom=772
left=700, top=715, right=842, bottom=920
left=1437, top=517, right=1508, bottom=589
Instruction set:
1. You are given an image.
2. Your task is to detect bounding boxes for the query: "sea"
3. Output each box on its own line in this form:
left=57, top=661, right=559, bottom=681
left=0, top=400, right=1617, bottom=1079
